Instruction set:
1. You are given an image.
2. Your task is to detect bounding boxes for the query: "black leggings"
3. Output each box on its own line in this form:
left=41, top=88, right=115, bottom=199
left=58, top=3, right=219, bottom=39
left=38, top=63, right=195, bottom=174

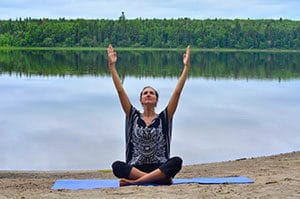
left=112, top=157, right=183, bottom=179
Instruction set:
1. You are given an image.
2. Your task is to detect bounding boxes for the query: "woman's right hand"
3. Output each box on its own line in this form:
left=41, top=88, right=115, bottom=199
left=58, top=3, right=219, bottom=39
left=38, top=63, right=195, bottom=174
left=107, top=44, right=117, bottom=66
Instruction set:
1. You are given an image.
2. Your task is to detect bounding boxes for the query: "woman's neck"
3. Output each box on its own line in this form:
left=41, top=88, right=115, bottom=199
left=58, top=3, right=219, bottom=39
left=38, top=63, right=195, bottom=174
left=142, top=106, right=156, bottom=117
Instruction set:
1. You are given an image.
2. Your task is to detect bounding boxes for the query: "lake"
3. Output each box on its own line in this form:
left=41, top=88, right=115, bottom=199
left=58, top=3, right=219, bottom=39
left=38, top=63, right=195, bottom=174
left=0, top=50, right=300, bottom=170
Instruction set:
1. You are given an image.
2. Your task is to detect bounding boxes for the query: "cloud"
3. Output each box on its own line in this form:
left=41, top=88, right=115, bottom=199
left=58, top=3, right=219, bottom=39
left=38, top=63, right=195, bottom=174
left=0, top=0, right=299, bottom=20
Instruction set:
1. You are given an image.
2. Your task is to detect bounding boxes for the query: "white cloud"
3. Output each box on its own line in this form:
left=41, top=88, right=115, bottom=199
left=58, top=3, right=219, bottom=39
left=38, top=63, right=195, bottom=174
left=0, top=0, right=299, bottom=19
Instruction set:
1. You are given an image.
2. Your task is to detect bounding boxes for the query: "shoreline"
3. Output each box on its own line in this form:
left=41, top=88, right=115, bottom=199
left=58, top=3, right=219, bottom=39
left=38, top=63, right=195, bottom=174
left=1, top=46, right=300, bottom=53
left=1, top=151, right=299, bottom=198
left=0, top=151, right=297, bottom=173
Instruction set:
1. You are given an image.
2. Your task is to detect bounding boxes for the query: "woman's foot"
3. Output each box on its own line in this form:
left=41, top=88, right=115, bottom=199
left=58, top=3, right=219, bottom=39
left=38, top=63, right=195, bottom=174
left=119, top=177, right=173, bottom=186
left=119, top=178, right=136, bottom=186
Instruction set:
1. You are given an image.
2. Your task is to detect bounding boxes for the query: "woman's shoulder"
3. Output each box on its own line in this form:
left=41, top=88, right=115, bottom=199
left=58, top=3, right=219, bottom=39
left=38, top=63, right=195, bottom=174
left=130, top=105, right=141, bottom=116
left=158, top=107, right=168, bottom=117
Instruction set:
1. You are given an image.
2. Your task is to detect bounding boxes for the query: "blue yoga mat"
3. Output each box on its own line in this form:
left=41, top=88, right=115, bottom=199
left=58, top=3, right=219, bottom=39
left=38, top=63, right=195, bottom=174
left=51, top=176, right=254, bottom=190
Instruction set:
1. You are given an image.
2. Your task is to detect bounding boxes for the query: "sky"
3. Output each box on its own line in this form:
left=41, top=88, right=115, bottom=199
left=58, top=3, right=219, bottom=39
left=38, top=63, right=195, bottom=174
left=0, top=0, right=299, bottom=20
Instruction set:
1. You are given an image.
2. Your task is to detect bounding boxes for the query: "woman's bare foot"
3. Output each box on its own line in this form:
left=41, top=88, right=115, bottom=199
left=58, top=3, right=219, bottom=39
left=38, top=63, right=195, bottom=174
left=119, top=177, right=173, bottom=186
left=119, top=178, right=136, bottom=186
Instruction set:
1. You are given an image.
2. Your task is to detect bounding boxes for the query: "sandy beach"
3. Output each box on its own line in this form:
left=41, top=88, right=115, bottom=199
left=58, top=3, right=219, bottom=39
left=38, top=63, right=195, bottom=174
left=0, top=151, right=299, bottom=199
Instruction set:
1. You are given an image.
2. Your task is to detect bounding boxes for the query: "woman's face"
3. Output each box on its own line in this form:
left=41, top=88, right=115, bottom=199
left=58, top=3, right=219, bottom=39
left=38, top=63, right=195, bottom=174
left=140, top=87, right=158, bottom=107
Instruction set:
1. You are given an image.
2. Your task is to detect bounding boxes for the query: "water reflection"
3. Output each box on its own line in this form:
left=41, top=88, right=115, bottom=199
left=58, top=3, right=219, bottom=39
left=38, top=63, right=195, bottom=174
left=1, top=50, right=300, bottom=80
left=0, top=50, right=300, bottom=170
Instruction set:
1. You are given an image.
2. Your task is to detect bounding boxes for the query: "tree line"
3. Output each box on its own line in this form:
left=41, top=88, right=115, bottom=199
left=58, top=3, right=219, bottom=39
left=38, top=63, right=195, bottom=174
left=0, top=17, right=300, bottom=49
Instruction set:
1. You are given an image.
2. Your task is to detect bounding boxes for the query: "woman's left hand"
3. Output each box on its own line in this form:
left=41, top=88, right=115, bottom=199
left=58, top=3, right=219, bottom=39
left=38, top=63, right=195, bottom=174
left=183, top=45, right=190, bottom=67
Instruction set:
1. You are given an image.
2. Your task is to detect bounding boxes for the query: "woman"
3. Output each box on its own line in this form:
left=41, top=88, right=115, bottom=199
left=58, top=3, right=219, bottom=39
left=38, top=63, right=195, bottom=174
left=107, top=44, right=190, bottom=186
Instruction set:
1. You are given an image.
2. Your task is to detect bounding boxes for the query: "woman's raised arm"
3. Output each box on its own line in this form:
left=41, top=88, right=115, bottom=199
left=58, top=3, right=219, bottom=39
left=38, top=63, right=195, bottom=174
left=107, top=44, right=131, bottom=117
left=167, top=45, right=190, bottom=121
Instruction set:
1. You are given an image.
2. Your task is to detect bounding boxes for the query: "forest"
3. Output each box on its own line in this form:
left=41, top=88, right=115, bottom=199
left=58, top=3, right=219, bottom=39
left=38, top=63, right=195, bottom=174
left=0, top=17, right=300, bottom=49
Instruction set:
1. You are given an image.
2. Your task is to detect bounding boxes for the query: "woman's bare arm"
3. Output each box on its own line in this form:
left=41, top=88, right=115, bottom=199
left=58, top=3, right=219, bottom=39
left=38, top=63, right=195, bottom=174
left=107, top=44, right=131, bottom=117
left=167, top=45, right=190, bottom=120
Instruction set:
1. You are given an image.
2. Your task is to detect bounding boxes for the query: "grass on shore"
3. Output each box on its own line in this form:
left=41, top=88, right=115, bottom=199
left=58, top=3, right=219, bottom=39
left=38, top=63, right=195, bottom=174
left=0, top=46, right=300, bottom=53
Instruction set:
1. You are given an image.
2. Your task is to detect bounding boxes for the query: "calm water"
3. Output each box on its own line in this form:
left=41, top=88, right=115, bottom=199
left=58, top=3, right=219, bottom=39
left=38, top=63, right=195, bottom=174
left=0, top=50, right=300, bottom=170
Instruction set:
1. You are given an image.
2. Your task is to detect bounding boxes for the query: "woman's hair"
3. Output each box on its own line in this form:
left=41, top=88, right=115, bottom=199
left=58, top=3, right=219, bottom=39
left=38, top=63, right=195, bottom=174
left=140, top=86, right=159, bottom=101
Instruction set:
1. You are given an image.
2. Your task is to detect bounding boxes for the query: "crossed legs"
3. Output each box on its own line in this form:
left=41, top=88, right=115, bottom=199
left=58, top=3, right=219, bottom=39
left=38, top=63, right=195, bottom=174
left=119, top=167, right=171, bottom=186
left=112, top=157, right=182, bottom=186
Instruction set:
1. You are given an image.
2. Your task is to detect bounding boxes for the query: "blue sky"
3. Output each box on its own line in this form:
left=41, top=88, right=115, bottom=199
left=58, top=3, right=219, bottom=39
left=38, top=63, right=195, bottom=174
left=0, top=0, right=299, bottom=20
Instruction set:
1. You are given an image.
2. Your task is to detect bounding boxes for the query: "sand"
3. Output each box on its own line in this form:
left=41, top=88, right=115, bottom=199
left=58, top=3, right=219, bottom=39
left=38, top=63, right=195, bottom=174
left=0, top=151, right=299, bottom=199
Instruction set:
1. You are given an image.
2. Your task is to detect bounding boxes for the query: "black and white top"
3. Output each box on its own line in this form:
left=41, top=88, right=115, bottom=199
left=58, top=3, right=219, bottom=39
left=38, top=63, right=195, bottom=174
left=125, top=106, right=172, bottom=166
